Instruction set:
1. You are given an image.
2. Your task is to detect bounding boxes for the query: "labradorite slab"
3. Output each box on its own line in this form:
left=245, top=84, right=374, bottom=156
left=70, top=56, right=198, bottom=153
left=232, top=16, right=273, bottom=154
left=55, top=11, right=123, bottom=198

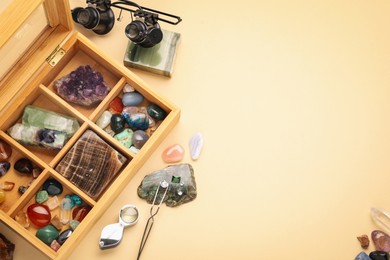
left=36, top=225, right=59, bottom=245
left=55, top=130, right=127, bottom=200
left=137, top=164, right=197, bottom=207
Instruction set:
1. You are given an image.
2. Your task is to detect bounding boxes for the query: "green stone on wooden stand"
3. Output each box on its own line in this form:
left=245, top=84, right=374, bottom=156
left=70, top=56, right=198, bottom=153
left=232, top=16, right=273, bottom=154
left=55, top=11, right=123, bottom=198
left=123, top=29, right=181, bottom=77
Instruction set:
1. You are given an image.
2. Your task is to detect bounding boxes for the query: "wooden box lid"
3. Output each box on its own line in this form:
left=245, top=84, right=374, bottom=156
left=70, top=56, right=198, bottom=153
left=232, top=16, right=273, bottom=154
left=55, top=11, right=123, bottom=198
left=0, top=0, right=73, bottom=111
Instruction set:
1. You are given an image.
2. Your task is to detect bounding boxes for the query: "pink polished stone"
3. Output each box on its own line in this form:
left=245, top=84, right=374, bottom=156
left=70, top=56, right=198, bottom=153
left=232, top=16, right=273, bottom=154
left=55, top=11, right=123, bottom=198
left=0, top=140, right=12, bottom=160
left=162, top=144, right=185, bottom=163
left=27, top=204, right=51, bottom=228
left=372, top=230, right=390, bottom=252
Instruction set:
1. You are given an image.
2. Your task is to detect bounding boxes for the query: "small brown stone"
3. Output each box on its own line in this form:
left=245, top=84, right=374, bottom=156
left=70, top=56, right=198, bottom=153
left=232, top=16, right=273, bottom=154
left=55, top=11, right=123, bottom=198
left=51, top=215, right=63, bottom=230
left=357, top=234, right=370, bottom=249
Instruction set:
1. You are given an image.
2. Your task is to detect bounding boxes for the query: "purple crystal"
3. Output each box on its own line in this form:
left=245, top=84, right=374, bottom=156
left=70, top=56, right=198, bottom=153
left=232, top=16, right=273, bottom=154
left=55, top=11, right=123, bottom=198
left=55, top=65, right=110, bottom=106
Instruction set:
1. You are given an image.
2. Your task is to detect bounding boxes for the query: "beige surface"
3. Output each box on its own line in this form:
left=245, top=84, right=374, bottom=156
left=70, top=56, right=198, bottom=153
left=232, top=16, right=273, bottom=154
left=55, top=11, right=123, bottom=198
left=3, top=0, right=390, bottom=259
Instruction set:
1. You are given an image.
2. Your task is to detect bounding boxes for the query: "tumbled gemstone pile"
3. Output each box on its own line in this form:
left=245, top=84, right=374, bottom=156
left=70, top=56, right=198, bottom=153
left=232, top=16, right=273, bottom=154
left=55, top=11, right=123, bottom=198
left=96, top=83, right=167, bottom=153
left=16, top=178, right=91, bottom=251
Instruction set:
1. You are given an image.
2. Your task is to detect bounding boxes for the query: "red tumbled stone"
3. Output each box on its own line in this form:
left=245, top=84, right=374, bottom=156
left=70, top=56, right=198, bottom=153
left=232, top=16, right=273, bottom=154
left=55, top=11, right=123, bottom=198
left=109, top=97, right=124, bottom=114
left=27, top=204, right=51, bottom=228
left=72, top=206, right=91, bottom=222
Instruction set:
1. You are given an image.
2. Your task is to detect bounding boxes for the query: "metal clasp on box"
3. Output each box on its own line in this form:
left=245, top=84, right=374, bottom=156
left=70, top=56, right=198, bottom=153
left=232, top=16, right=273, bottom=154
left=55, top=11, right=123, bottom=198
left=46, top=46, right=65, bottom=67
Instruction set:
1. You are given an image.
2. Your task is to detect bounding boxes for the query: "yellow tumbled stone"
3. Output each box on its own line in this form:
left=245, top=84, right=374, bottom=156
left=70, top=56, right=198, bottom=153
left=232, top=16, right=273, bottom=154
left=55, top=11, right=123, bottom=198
left=0, top=190, right=6, bottom=203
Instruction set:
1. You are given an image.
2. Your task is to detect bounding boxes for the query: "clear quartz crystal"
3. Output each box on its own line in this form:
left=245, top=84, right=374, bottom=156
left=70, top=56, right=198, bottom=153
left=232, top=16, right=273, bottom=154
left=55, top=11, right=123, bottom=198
left=60, top=198, right=72, bottom=224
left=371, top=208, right=390, bottom=234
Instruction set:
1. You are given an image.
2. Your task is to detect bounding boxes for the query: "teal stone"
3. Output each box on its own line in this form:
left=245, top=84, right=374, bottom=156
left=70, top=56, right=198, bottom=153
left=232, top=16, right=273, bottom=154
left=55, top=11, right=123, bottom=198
left=36, top=190, right=49, bottom=204
left=147, top=104, right=167, bottom=121
left=114, top=129, right=134, bottom=148
left=122, top=92, right=144, bottom=106
left=36, top=225, right=60, bottom=245
left=66, top=194, right=83, bottom=207
left=110, top=114, right=126, bottom=134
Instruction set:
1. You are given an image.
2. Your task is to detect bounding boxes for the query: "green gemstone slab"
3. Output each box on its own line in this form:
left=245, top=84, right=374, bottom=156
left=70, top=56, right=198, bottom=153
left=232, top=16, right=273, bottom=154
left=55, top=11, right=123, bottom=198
left=123, top=29, right=181, bottom=77
left=22, top=105, right=80, bottom=136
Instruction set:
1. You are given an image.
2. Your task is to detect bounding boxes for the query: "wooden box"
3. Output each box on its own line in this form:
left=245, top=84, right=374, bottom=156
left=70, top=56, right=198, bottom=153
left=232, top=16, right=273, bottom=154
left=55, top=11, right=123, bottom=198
left=0, top=0, right=180, bottom=259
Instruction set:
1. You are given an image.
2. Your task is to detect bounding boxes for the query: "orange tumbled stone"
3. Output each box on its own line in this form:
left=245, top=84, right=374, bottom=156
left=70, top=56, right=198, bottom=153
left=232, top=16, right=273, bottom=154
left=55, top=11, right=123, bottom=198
left=109, top=97, right=124, bottom=114
left=162, top=144, right=185, bottom=163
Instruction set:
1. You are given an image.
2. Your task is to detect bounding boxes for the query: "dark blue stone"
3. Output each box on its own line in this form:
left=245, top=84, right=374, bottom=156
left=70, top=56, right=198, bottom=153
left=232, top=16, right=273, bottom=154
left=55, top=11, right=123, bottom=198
left=0, top=162, right=10, bottom=176
left=369, top=251, right=389, bottom=260
left=56, top=228, right=73, bottom=245
left=110, top=114, right=126, bottom=134
left=355, top=251, right=370, bottom=260
left=147, top=104, right=167, bottom=121
left=42, top=179, right=63, bottom=196
left=14, top=158, right=33, bottom=174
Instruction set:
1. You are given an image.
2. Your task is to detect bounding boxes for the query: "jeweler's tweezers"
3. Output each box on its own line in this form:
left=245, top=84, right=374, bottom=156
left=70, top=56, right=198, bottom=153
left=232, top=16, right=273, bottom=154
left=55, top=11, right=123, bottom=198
left=137, top=180, right=169, bottom=260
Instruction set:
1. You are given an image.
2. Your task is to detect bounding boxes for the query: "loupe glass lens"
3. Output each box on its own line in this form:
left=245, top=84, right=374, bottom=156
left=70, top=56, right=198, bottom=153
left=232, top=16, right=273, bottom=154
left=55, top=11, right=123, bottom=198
left=120, top=206, right=138, bottom=224
left=77, top=10, right=91, bottom=25
left=125, top=21, right=145, bottom=42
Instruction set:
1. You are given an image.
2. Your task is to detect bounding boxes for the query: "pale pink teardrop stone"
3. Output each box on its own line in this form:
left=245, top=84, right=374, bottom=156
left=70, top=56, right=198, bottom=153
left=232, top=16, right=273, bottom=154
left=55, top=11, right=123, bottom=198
left=162, top=144, right=185, bottom=163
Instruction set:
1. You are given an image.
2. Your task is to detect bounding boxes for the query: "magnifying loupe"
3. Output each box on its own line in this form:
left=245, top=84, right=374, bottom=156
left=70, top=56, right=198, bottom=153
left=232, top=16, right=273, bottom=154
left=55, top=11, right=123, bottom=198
left=99, top=204, right=139, bottom=249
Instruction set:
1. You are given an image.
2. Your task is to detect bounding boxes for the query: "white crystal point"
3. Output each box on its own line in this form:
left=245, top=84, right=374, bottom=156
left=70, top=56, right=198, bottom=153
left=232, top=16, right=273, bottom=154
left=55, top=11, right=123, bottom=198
left=189, top=132, right=204, bottom=161
left=371, top=208, right=390, bottom=234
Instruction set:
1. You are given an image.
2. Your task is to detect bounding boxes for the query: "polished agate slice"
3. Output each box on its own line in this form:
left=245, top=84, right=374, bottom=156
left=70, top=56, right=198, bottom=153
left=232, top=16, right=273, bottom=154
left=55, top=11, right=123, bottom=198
left=55, top=130, right=127, bottom=199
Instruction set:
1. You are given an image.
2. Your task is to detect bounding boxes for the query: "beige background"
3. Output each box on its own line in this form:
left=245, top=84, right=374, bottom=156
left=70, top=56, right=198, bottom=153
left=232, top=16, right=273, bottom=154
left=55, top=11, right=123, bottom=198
left=2, top=0, right=390, bottom=259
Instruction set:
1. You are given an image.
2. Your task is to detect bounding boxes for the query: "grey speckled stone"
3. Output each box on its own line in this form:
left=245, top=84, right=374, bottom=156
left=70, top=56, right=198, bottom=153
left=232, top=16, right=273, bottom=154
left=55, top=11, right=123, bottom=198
left=137, top=164, right=197, bottom=207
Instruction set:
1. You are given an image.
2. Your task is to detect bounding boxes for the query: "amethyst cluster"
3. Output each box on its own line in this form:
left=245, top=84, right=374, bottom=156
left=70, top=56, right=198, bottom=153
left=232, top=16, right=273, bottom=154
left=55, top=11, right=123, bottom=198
left=55, top=65, right=110, bottom=106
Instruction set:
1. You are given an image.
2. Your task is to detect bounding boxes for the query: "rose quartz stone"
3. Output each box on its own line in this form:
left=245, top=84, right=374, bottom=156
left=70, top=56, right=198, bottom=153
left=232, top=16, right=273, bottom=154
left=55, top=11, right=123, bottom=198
left=162, top=144, right=185, bottom=163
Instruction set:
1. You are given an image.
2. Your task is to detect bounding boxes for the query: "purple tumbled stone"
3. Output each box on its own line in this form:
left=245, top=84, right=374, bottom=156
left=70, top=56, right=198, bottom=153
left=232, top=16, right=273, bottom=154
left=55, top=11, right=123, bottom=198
left=54, top=65, right=110, bottom=106
left=372, top=230, right=390, bottom=252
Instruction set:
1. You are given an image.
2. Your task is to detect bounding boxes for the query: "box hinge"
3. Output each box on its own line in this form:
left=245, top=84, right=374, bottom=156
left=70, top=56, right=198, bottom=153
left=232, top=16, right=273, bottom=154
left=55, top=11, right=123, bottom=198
left=46, top=46, right=65, bottom=67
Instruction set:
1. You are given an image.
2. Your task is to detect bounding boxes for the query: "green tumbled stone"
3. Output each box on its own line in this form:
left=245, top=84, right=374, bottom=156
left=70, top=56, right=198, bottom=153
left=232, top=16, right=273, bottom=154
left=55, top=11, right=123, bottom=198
left=36, top=225, right=59, bottom=245
left=69, top=220, right=80, bottom=231
left=36, top=190, right=49, bottom=204
left=114, top=129, right=133, bottom=148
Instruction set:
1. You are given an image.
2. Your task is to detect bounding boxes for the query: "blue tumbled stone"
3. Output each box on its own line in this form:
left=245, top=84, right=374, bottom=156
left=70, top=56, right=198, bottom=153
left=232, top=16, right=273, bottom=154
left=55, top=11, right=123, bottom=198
left=57, top=228, right=73, bottom=245
left=0, top=162, right=10, bottom=177
left=42, top=179, right=63, bottom=196
left=355, top=251, right=370, bottom=260
left=122, top=92, right=144, bottom=106
left=122, top=112, right=149, bottom=130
